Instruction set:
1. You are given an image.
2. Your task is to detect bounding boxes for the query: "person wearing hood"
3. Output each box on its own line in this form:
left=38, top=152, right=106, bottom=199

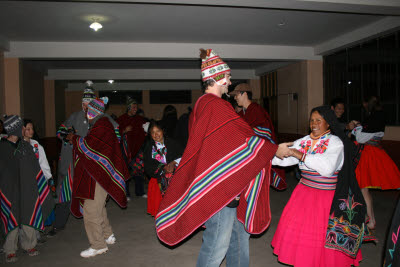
left=0, top=115, right=54, bottom=262
left=65, top=97, right=129, bottom=258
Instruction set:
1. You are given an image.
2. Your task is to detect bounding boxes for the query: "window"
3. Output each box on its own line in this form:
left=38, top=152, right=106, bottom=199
left=99, top=90, right=143, bottom=105
left=324, top=31, right=400, bottom=125
left=150, top=90, right=191, bottom=104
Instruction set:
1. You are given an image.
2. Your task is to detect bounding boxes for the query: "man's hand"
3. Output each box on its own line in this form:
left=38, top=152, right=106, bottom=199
left=65, top=133, right=74, bottom=144
left=275, top=142, right=293, bottom=159
left=124, top=125, right=133, bottom=134
left=347, top=120, right=360, bottom=130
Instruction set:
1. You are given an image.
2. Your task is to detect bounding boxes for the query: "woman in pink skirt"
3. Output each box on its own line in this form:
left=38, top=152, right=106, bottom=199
left=271, top=106, right=373, bottom=267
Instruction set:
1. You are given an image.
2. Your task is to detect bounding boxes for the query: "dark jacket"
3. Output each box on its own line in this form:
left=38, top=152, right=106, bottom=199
left=143, top=137, right=183, bottom=179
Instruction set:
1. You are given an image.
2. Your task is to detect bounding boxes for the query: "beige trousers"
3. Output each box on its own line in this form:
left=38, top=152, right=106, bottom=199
left=3, top=225, right=37, bottom=254
left=83, top=182, right=113, bottom=250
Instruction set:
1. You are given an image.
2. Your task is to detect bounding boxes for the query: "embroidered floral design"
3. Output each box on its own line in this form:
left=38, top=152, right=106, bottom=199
left=299, top=140, right=312, bottom=154
left=339, top=202, right=347, bottom=211
left=33, top=144, right=39, bottom=159
left=299, top=134, right=331, bottom=155
left=314, top=139, right=330, bottom=154
left=339, top=188, right=362, bottom=224
left=151, top=145, right=167, bottom=164
left=386, top=225, right=400, bottom=267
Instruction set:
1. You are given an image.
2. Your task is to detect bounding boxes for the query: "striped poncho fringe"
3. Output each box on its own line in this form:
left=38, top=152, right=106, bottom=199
left=156, top=136, right=266, bottom=232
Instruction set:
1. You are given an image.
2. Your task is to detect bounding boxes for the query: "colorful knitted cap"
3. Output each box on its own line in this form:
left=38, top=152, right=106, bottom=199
left=3, top=114, right=23, bottom=138
left=82, top=80, right=96, bottom=103
left=200, top=49, right=230, bottom=82
left=87, top=97, right=108, bottom=120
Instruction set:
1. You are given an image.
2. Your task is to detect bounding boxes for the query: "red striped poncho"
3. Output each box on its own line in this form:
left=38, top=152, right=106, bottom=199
left=155, top=93, right=277, bottom=246
left=239, top=102, right=287, bottom=190
left=70, top=116, right=129, bottom=218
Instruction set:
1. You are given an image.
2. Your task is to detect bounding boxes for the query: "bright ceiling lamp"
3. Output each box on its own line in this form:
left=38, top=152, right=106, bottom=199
left=90, top=20, right=103, bottom=31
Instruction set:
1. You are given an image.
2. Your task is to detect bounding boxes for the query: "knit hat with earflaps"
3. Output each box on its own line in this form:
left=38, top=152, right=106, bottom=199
left=87, top=97, right=109, bottom=120
left=3, top=115, right=23, bottom=138
left=200, top=49, right=230, bottom=84
left=82, top=80, right=96, bottom=103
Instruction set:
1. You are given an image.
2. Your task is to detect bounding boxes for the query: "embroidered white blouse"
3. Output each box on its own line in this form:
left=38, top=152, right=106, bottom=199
left=29, top=139, right=53, bottom=180
left=351, top=126, right=384, bottom=144
left=272, top=133, right=344, bottom=178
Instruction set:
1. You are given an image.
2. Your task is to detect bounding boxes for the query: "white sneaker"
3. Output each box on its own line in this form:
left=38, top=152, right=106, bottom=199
left=127, top=196, right=131, bottom=201
left=105, top=234, right=116, bottom=245
left=141, top=194, right=148, bottom=198
left=80, top=247, right=108, bottom=258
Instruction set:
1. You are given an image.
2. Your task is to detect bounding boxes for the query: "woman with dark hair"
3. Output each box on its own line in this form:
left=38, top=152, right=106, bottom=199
left=271, top=106, right=372, bottom=267
left=143, top=120, right=183, bottom=217
left=23, top=119, right=53, bottom=184
left=23, top=119, right=56, bottom=242
left=159, top=105, right=178, bottom=139
left=351, top=96, right=400, bottom=230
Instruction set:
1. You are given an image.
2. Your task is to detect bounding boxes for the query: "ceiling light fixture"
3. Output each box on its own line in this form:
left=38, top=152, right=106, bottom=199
left=108, top=80, right=114, bottom=84
left=90, top=20, right=103, bottom=31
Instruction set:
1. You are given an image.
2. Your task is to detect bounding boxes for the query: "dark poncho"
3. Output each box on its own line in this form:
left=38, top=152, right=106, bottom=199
left=0, top=139, right=54, bottom=235
left=313, top=106, right=375, bottom=257
left=384, top=199, right=400, bottom=267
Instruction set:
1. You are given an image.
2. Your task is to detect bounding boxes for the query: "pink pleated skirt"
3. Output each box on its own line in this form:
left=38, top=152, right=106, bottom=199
left=271, top=183, right=362, bottom=267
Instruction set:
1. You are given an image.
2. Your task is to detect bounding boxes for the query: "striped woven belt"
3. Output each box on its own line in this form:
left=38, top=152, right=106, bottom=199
left=300, top=170, right=339, bottom=190
left=366, top=137, right=382, bottom=147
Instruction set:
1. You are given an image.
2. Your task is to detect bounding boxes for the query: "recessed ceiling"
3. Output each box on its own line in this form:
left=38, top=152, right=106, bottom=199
left=0, top=1, right=382, bottom=46
left=1, top=0, right=398, bottom=79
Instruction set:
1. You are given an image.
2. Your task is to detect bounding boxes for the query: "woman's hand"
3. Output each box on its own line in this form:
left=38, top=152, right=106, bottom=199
left=275, top=142, right=294, bottom=159
left=164, top=161, right=176, bottom=173
left=290, top=148, right=304, bottom=161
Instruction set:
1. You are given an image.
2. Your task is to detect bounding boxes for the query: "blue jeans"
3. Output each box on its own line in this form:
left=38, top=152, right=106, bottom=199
left=197, top=206, right=250, bottom=267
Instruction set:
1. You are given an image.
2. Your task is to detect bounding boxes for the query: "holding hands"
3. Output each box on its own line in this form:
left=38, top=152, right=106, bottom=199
left=346, top=120, right=360, bottom=130
left=65, top=132, right=75, bottom=143
left=275, top=142, right=294, bottom=159
left=163, top=161, right=177, bottom=173
left=275, top=142, right=305, bottom=161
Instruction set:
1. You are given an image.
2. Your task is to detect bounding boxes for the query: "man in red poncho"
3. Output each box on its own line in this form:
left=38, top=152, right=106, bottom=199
left=230, top=83, right=287, bottom=190
left=117, top=97, right=147, bottom=199
left=155, top=49, right=291, bottom=267
left=66, top=97, right=129, bottom=258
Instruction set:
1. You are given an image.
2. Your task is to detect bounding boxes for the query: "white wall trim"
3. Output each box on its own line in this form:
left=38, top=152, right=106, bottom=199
left=66, top=81, right=202, bottom=91
left=81, top=0, right=400, bottom=15
left=46, top=68, right=256, bottom=80
left=6, top=42, right=321, bottom=61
